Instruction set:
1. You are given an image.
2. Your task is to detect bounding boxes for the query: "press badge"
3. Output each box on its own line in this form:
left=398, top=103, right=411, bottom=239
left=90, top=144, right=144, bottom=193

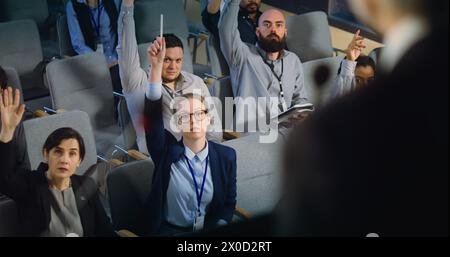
left=193, top=215, right=205, bottom=231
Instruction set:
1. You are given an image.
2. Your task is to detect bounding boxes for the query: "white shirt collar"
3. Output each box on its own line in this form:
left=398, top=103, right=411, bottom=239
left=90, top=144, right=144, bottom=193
left=184, top=141, right=209, bottom=162
left=379, top=17, right=429, bottom=73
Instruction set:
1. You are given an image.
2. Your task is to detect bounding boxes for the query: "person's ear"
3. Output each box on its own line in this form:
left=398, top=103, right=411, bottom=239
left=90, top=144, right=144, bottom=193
left=43, top=150, right=49, bottom=163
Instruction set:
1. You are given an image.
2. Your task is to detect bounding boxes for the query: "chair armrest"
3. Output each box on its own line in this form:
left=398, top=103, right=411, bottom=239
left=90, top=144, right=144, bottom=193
left=223, top=130, right=241, bottom=141
left=128, top=150, right=149, bottom=161
left=116, top=230, right=139, bottom=237
left=34, top=110, right=49, bottom=117
left=109, top=159, right=124, bottom=167
left=333, top=47, right=346, bottom=56
left=234, top=206, right=252, bottom=220
left=203, top=73, right=230, bottom=87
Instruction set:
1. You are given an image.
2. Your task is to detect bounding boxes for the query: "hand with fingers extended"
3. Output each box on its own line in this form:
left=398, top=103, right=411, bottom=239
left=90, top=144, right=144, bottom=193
left=345, top=30, right=366, bottom=62
left=0, top=87, right=25, bottom=143
left=147, top=37, right=167, bottom=83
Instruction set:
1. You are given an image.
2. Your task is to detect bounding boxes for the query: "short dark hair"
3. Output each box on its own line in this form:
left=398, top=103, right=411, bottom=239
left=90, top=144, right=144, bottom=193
left=356, top=55, right=376, bottom=75
left=162, top=33, right=184, bottom=51
left=43, top=128, right=86, bottom=161
left=0, top=65, right=8, bottom=90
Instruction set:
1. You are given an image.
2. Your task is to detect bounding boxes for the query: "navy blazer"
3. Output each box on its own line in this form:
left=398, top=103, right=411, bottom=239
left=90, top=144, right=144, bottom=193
left=141, top=97, right=237, bottom=235
left=0, top=141, right=115, bottom=237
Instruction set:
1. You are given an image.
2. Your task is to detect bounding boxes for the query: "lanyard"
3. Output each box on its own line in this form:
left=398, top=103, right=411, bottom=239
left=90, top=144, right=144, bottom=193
left=260, top=53, right=285, bottom=99
left=89, top=3, right=103, bottom=37
left=184, top=155, right=209, bottom=216
left=259, top=53, right=287, bottom=111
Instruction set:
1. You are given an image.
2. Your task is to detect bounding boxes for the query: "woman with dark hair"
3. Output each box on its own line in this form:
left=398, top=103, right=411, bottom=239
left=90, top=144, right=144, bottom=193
left=332, top=30, right=377, bottom=98
left=0, top=87, right=115, bottom=237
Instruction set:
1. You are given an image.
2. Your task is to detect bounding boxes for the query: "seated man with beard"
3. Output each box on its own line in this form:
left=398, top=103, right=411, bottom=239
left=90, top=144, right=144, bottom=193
left=219, top=0, right=310, bottom=132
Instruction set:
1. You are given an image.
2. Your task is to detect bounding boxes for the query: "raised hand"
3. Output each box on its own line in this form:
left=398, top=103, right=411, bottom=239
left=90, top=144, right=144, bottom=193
left=147, top=37, right=166, bottom=83
left=0, top=87, right=25, bottom=143
left=345, top=30, right=366, bottom=62
left=147, top=37, right=166, bottom=67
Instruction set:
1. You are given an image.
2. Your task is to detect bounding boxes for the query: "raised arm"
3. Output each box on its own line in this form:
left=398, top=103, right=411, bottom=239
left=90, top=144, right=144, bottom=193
left=116, top=0, right=148, bottom=93
left=331, top=60, right=358, bottom=98
left=218, top=0, right=249, bottom=66
left=144, top=37, right=178, bottom=166
left=331, top=30, right=366, bottom=98
left=0, top=87, right=30, bottom=201
left=201, top=0, right=222, bottom=39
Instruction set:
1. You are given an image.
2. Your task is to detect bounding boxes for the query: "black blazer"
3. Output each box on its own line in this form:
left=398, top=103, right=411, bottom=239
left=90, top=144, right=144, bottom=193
left=0, top=141, right=115, bottom=237
left=140, top=97, right=237, bottom=235
left=284, top=27, right=449, bottom=236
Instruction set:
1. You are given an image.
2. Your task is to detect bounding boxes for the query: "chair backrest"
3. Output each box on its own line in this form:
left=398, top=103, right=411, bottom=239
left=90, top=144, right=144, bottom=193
left=23, top=110, right=98, bottom=175
left=134, top=0, right=194, bottom=73
left=117, top=97, right=137, bottom=151
left=302, top=56, right=343, bottom=106
left=369, top=47, right=383, bottom=66
left=45, top=52, right=116, bottom=130
left=286, top=11, right=334, bottom=62
left=0, top=19, right=45, bottom=94
left=56, top=14, right=76, bottom=57
left=0, top=0, right=49, bottom=31
left=222, top=133, right=284, bottom=215
left=2, top=66, right=24, bottom=104
left=0, top=197, right=19, bottom=236
left=107, top=159, right=155, bottom=232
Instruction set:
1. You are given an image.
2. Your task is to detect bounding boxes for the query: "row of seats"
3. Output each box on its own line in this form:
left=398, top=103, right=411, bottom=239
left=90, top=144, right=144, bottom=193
left=0, top=109, right=283, bottom=235
left=0, top=0, right=372, bottom=236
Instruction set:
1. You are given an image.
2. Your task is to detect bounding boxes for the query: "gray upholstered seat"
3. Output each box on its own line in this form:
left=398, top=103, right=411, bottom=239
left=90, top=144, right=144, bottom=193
left=22, top=110, right=112, bottom=217
left=106, top=159, right=155, bottom=233
left=302, top=56, right=344, bottom=106
left=286, top=11, right=334, bottom=62
left=222, top=133, right=284, bottom=216
left=0, top=20, right=49, bottom=105
left=2, top=66, right=24, bottom=104
left=0, top=197, right=19, bottom=236
left=22, top=110, right=98, bottom=176
left=45, top=52, right=123, bottom=155
left=0, top=0, right=60, bottom=59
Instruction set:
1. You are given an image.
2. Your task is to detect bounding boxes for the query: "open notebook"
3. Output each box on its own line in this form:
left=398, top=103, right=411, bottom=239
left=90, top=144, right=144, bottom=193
left=272, top=103, right=314, bottom=123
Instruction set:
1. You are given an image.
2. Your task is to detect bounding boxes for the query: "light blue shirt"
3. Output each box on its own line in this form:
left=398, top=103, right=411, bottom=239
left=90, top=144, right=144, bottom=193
left=66, top=0, right=118, bottom=65
left=165, top=142, right=214, bottom=228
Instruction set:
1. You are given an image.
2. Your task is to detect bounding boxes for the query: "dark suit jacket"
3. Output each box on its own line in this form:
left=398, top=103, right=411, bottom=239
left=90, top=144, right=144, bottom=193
left=284, top=27, right=449, bottom=236
left=0, top=141, right=115, bottom=237
left=141, top=97, right=237, bottom=235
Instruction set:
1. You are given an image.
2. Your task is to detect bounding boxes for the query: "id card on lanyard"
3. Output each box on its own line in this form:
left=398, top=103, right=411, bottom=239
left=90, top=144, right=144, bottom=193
left=90, top=3, right=103, bottom=51
left=184, top=155, right=209, bottom=231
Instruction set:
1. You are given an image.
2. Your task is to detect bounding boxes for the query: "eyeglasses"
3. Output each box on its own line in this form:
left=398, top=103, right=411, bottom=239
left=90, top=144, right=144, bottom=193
left=178, top=110, right=208, bottom=123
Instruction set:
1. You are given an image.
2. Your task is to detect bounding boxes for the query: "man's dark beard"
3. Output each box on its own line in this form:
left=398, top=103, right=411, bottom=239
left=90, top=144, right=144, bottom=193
left=257, top=34, right=287, bottom=53
left=244, top=3, right=259, bottom=14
